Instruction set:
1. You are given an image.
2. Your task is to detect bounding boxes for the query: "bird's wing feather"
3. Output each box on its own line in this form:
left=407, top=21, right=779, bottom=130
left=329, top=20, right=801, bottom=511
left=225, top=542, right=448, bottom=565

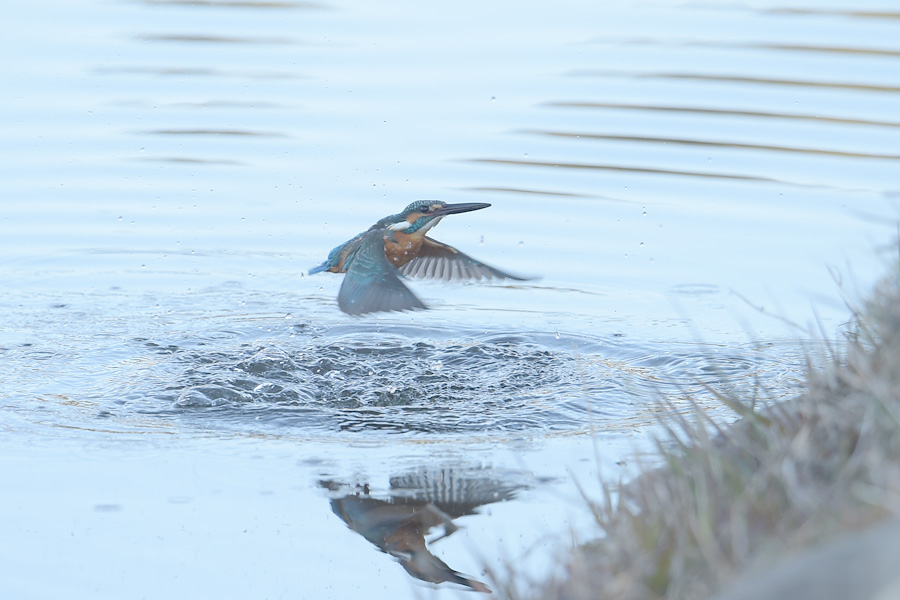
left=338, top=229, right=427, bottom=315
left=399, top=237, right=529, bottom=282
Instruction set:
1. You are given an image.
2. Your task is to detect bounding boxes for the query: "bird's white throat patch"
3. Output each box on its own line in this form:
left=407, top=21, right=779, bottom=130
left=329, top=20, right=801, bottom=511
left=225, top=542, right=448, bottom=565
left=387, top=216, right=442, bottom=233
left=419, top=216, right=442, bottom=233
left=388, top=221, right=411, bottom=231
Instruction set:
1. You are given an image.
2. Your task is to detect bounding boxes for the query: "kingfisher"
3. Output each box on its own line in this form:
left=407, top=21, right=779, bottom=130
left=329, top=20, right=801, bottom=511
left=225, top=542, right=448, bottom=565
left=309, top=200, right=528, bottom=315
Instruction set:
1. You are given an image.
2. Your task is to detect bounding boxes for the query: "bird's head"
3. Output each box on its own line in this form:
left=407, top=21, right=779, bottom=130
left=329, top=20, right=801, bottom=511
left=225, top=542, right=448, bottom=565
left=387, top=200, right=491, bottom=235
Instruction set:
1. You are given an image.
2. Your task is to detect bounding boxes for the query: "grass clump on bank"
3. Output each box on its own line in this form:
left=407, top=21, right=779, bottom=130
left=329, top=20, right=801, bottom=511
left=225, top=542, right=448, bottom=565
left=506, top=260, right=900, bottom=600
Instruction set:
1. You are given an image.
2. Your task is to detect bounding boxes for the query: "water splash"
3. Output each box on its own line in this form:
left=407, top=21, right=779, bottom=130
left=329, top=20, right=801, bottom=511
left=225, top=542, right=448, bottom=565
left=99, top=323, right=806, bottom=437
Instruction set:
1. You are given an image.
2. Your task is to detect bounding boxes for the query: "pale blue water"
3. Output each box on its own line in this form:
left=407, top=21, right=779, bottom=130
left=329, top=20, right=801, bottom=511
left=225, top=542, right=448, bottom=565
left=2, top=0, right=898, bottom=598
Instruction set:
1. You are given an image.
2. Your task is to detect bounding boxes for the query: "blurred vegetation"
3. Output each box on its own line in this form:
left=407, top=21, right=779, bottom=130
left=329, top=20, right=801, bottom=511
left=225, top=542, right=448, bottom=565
left=495, top=255, right=900, bottom=599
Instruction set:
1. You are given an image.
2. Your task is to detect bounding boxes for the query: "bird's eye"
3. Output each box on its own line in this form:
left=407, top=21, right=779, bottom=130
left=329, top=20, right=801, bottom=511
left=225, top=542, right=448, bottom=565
left=421, top=206, right=430, bottom=213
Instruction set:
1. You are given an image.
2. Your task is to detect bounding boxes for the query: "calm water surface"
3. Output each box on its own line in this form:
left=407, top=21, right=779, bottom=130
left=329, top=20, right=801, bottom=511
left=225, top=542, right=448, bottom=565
left=2, top=0, right=899, bottom=598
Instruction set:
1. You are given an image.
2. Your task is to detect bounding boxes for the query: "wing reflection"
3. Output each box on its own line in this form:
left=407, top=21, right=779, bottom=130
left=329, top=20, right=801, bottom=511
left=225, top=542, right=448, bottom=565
left=321, top=467, right=529, bottom=593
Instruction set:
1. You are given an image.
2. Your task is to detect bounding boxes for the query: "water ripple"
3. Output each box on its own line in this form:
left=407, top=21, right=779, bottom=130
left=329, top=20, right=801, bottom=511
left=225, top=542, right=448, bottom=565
left=468, top=157, right=786, bottom=185
left=571, top=70, right=900, bottom=94
left=518, top=129, right=900, bottom=161
left=542, top=102, right=900, bottom=130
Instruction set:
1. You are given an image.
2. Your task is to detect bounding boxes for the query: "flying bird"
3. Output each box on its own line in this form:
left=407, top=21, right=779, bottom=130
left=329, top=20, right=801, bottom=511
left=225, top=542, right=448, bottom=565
left=309, top=200, right=528, bottom=315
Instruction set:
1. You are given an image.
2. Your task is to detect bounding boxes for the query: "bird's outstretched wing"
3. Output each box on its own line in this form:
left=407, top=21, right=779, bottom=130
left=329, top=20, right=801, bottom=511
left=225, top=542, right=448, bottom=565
left=309, top=230, right=368, bottom=275
left=337, top=229, right=427, bottom=315
left=399, top=237, right=529, bottom=282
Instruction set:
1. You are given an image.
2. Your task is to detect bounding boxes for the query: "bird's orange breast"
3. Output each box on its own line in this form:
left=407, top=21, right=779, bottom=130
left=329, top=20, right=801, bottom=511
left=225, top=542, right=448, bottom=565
left=384, top=231, right=423, bottom=268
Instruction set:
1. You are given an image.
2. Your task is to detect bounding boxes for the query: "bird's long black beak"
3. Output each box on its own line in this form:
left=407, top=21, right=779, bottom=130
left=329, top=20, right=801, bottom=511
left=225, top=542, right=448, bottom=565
left=434, top=202, right=491, bottom=216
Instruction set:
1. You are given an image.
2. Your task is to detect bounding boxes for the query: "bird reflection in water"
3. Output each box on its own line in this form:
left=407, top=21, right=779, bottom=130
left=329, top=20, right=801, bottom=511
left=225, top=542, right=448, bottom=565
left=321, top=467, right=528, bottom=593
